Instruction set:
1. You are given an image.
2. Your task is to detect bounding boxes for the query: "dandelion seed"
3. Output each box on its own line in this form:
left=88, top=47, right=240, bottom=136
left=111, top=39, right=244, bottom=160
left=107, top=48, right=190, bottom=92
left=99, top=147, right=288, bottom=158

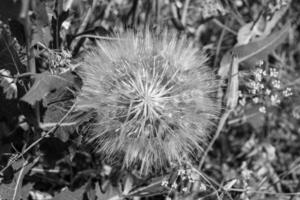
left=75, top=30, right=219, bottom=175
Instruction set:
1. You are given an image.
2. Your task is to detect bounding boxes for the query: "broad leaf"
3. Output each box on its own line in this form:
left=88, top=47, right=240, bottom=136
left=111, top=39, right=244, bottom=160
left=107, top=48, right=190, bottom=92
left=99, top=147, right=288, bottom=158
left=233, top=23, right=290, bottom=64
left=21, top=71, right=77, bottom=105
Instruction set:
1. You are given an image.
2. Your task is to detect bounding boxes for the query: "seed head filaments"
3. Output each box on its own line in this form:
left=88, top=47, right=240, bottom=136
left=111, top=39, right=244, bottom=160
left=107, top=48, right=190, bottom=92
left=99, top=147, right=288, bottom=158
left=75, top=31, right=220, bottom=175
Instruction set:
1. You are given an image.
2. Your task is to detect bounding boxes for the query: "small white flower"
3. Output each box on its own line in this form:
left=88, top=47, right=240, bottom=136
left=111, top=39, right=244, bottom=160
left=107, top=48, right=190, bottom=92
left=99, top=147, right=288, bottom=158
left=283, top=88, right=293, bottom=97
left=271, top=94, right=280, bottom=105
left=239, top=98, right=246, bottom=106
left=272, top=80, right=281, bottom=89
left=265, top=89, right=271, bottom=95
left=171, top=182, right=178, bottom=189
left=178, top=169, right=186, bottom=176
left=270, top=68, right=279, bottom=78
left=182, top=187, right=188, bottom=192
left=259, top=106, right=266, bottom=114
left=161, top=180, right=169, bottom=187
left=257, top=60, right=264, bottom=66
left=252, top=97, right=259, bottom=104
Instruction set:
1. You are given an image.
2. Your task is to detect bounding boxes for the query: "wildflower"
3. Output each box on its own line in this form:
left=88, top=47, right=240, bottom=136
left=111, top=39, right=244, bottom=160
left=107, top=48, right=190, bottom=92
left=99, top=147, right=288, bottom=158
left=75, top=31, right=219, bottom=175
left=270, top=68, right=279, bottom=78
left=270, top=94, right=280, bottom=105
left=265, top=89, right=271, bottom=95
left=271, top=80, right=281, bottom=89
left=282, top=87, right=292, bottom=97
left=161, top=180, right=169, bottom=187
left=171, top=182, right=178, bottom=189
left=259, top=106, right=266, bottom=114
left=252, top=97, right=259, bottom=104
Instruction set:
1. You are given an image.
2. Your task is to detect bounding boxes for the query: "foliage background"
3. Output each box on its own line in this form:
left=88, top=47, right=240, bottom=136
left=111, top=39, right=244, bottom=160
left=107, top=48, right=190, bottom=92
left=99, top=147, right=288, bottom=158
left=0, top=0, right=300, bottom=199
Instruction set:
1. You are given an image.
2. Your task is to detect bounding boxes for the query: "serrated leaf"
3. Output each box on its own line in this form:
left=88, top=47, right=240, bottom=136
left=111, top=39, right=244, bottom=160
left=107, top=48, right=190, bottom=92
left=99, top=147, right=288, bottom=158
left=21, top=71, right=77, bottom=105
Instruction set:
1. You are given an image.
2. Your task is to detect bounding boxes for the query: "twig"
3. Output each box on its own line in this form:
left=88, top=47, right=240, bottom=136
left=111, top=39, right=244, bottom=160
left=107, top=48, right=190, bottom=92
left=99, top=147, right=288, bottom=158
left=212, top=19, right=237, bottom=35
left=199, top=109, right=232, bottom=169
left=0, top=104, right=76, bottom=174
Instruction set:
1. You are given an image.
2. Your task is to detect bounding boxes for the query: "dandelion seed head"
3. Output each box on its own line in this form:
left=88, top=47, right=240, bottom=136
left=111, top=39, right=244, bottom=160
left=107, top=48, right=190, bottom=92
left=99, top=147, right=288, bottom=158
left=76, top=31, right=219, bottom=175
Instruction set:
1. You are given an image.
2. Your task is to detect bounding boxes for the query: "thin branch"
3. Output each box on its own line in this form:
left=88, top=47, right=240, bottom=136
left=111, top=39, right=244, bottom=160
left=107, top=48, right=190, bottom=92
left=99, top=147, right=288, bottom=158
left=199, top=109, right=232, bottom=169
left=212, top=19, right=237, bottom=35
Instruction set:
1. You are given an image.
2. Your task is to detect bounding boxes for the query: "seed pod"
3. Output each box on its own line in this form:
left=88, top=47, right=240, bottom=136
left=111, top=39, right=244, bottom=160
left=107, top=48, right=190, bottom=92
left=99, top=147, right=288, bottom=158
left=76, top=31, right=219, bottom=175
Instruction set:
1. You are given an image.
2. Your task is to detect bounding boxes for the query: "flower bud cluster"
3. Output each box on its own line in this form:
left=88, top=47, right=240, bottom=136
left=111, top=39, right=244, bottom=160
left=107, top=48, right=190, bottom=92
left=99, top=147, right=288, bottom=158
left=239, top=61, right=293, bottom=114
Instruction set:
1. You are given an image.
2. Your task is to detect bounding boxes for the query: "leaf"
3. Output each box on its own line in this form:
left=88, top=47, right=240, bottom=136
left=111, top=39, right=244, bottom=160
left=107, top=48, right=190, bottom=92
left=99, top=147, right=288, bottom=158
left=218, top=23, right=289, bottom=78
left=95, top=181, right=121, bottom=200
left=225, top=55, right=239, bottom=109
left=31, top=0, right=52, bottom=47
left=233, top=23, right=290, bottom=64
left=52, top=185, right=86, bottom=200
left=0, top=158, right=37, bottom=200
left=21, top=71, right=77, bottom=105
left=237, top=19, right=264, bottom=45
left=262, top=4, right=289, bottom=37
left=125, top=175, right=171, bottom=197
left=0, top=69, right=18, bottom=99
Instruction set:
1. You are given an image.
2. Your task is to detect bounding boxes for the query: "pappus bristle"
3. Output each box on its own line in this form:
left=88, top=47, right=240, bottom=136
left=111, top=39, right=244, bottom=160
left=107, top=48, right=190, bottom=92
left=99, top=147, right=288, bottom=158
left=75, top=30, right=220, bottom=175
